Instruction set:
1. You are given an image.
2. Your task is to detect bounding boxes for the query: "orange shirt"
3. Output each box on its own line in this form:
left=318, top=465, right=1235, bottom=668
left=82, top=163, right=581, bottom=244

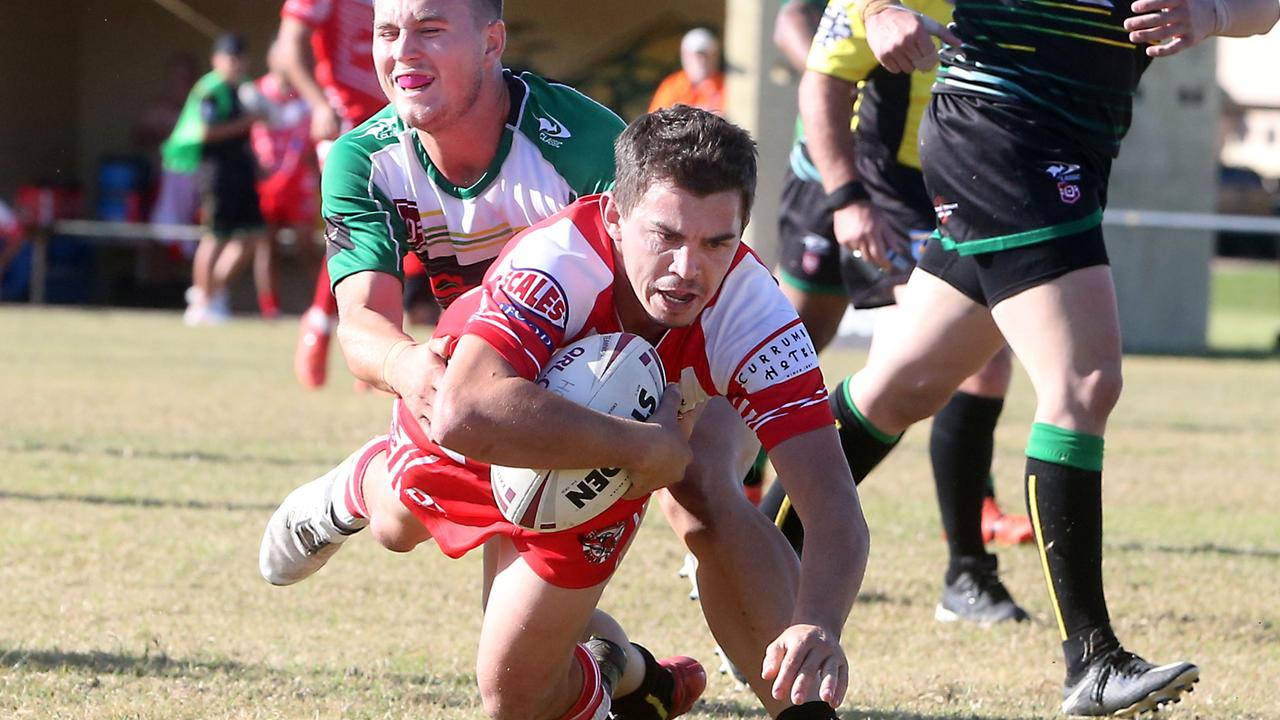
left=648, top=70, right=725, bottom=114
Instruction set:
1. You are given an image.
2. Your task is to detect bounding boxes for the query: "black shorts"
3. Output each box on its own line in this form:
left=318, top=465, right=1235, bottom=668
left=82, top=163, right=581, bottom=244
left=199, top=164, right=263, bottom=240
left=776, top=167, right=907, bottom=310
left=917, top=93, right=1111, bottom=306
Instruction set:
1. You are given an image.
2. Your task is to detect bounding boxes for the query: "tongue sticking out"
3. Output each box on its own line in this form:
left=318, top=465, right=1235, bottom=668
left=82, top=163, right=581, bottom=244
left=396, top=74, right=431, bottom=90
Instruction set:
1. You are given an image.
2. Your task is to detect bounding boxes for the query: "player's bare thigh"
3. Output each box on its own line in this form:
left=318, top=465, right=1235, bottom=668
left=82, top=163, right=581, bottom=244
left=854, top=269, right=1006, bottom=433
left=989, top=264, right=1122, bottom=434
left=476, top=536, right=614, bottom=719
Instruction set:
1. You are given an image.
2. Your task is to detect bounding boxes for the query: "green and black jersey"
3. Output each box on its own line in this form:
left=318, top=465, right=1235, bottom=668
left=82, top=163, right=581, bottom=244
left=936, top=0, right=1152, bottom=155
left=322, top=70, right=623, bottom=308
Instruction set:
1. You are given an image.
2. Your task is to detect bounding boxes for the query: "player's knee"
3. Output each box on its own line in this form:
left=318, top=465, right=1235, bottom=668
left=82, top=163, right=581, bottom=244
left=368, top=513, right=421, bottom=553
left=859, top=369, right=953, bottom=429
left=1075, top=364, right=1123, bottom=421
left=661, top=463, right=750, bottom=551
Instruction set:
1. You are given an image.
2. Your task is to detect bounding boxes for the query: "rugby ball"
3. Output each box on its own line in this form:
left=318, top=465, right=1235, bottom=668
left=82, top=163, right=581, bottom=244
left=490, top=333, right=666, bottom=533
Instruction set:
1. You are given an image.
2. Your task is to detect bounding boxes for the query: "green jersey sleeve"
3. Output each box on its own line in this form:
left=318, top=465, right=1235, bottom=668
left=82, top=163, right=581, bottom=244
left=322, top=123, right=412, bottom=290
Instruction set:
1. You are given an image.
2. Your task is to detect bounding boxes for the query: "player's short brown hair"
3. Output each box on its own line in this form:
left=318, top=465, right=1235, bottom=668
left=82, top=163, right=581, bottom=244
left=613, top=105, right=758, bottom=225
left=479, top=0, right=502, bottom=21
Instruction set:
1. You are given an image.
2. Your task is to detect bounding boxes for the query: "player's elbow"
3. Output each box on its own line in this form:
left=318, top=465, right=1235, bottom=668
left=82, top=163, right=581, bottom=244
left=429, top=390, right=489, bottom=455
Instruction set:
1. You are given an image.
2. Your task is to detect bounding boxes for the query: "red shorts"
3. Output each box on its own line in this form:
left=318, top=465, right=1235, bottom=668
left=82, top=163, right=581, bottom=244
left=257, top=176, right=317, bottom=227
left=387, top=400, right=646, bottom=589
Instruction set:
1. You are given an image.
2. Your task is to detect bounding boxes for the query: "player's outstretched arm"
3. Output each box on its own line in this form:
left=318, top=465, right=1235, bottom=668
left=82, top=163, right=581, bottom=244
left=860, top=0, right=960, bottom=73
left=1127, top=0, right=1280, bottom=57
left=760, top=424, right=869, bottom=708
left=433, top=335, right=692, bottom=484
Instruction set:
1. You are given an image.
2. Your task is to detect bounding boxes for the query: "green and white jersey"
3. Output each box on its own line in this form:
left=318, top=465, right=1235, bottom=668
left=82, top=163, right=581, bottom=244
left=323, top=70, right=624, bottom=308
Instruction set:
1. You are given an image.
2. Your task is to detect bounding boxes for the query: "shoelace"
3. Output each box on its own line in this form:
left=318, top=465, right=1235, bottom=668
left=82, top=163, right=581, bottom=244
left=1091, top=650, right=1151, bottom=703
left=964, top=568, right=1012, bottom=604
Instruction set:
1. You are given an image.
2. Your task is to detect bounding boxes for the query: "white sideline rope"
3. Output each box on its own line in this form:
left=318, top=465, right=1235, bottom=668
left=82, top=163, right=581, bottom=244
left=1103, top=209, right=1280, bottom=235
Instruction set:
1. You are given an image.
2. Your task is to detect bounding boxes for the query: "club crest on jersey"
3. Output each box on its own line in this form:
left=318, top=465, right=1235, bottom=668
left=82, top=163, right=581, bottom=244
left=1058, top=182, right=1081, bottom=204
left=735, top=324, right=819, bottom=394
left=392, top=199, right=428, bottom=256
left=497, top=267, right=568, bottom=329
left=579, top=521, right=627, bottom=565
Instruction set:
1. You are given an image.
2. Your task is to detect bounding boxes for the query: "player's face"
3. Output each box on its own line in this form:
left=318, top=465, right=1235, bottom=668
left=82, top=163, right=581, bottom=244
left=606, top=181, right=744, bottom=333
left=373, top=0, right=503, bottom=132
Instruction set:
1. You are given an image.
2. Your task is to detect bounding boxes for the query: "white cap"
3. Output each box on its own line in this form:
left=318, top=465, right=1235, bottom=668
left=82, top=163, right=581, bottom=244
left=681, top=27, right=719, bottom=55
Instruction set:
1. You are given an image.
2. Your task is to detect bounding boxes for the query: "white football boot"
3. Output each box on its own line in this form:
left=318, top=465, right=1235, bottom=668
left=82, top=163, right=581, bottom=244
left=259, top=460, right=366, bottom=586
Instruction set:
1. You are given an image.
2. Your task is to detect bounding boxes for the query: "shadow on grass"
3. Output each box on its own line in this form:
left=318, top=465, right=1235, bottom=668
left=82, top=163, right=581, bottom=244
left=1109, top=540, right=1279, bottom=560
left=0, top=645, right=478, bottom=701
left=2, top=439, right=320, bottom=468
left=0, top=646, right=258, bottom=678
left=697, top=697, right=1041, bottom=720
left=0, top=489, right=274, bottom=513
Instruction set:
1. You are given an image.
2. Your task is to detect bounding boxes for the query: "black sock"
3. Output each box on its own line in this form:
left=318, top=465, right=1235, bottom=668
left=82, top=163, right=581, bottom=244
left=609, top=643, right=675, bottom=720
left=931, top=391, right=1004, bottom=580
left=830, top=377, right=901, bottom=482
left=759, top=479, right=804, bottom=556
left=760, top=380, right=901, bottom=557
left=1026, top=451, right=1117, bottom=681
left=777, top=700, right=838, bottom=720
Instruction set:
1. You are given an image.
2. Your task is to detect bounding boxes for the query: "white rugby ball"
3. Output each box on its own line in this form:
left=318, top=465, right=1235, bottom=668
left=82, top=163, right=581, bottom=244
left=490, top=332, right=666, bottom=533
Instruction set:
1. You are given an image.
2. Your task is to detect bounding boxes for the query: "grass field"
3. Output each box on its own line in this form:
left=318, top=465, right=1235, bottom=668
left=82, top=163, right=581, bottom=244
left=1, top=305, right=1277, bottom=719
left=1209, top=260, right=1280, bottom=352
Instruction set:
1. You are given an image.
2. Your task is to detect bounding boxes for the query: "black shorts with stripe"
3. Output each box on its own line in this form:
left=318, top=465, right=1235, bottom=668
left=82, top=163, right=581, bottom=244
left=916, top=93, right=1112, bottom=306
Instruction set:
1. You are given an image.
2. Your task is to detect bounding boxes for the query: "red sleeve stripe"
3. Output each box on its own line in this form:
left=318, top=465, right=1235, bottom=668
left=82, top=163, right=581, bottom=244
left=744, top=389, right=830, bottom=432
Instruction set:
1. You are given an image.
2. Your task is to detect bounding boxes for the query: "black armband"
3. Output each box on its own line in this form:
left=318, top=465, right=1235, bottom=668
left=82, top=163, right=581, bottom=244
left=824, top=180, right=871, bottom=212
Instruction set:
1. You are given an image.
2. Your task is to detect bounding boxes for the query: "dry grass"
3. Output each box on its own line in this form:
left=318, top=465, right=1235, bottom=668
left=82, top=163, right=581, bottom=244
left=1, top=306, right=1276, bottom=719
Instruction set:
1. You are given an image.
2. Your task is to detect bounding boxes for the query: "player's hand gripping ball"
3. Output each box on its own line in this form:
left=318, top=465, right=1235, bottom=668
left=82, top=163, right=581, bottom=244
left=490, top=333, right=665, bottom=532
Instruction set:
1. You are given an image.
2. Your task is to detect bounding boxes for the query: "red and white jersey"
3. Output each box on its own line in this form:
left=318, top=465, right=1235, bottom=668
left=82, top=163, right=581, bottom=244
left=281, top=0, right=384, bottom=125
left=434, top=195, right=833, bottom=453
left=250, top=74, right=316, bottom=197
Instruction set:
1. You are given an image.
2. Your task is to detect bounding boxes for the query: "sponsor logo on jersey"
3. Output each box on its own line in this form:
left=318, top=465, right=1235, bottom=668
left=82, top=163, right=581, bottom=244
left=500, top=303, right=557, bottom=351
left=402, top=487, right=443, bottom=514
left=496, top=267, right=568, bottom=329
left=358, top=117, right=399, bottom=141
left=814, top=3, right=852, bottom=50
left=1042, top=162, right=1082, bottom=182
left=735, top=324, right=820, bottom=394
left=537, top=112, right=571, bottom=147
left=579, top=521, right=627, bottom=565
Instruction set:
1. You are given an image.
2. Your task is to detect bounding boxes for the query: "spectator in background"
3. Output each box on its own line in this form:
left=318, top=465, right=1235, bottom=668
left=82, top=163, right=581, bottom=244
left=649, top=28, right=725, bottom=115
left=152, top=57, right=207, bottom=254
left=248, top=41, right=319, bottom=321
left=0, top=199, right=30, bottom=302
left=181, top=34, right=267, bottom=327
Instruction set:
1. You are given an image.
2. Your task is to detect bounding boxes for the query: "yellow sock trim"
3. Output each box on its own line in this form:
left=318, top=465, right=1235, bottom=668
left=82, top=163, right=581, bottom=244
left=1028, top=473, right=1068, bottom=640
left=775, top=495, right=793, bottom=530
